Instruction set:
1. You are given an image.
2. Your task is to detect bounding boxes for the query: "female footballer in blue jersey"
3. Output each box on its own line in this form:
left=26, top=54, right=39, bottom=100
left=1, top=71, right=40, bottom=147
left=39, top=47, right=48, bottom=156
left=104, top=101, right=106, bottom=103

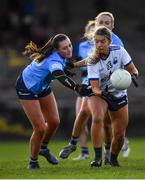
left=59, top=12, right=130, bottom=162
left=72, top=20, right=95, bottom=160
left=15, top=34, right=89, bottom=169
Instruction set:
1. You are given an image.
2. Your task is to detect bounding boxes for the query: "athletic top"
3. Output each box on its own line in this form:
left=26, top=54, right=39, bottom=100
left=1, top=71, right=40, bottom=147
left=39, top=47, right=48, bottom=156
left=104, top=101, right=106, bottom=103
left=88, top=45, right=132, bottom=97
left=78, top=40, right=94, bottom=85
left=78, top=32, right=124, bottom=86
left=111, top=32, right=124, bottom=47
left=22, top=52, right=67, bottom=93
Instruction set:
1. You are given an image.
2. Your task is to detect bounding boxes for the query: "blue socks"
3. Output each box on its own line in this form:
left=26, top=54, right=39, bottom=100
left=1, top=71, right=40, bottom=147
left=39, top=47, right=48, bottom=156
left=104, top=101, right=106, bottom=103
left=81, top=147, right=89, bottom=155
left=40, top=143, right=48, bottom=151
left=70, top=136, right=79, bottom=146
left=94, top=147, right=102, bottom=160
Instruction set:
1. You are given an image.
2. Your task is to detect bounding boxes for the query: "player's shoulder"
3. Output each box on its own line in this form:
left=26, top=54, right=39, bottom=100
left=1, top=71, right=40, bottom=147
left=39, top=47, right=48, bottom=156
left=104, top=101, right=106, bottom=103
left=48, top=52, right=64, bottom=63
left=111, top=32, right=122, bottom=41
left=79, top=40, right=88, bottom=47
left=111, top=32, right=124, bottom=47
left=49, top=51, right=60, bottom=59
left=79, top=40, right=93, bottom=48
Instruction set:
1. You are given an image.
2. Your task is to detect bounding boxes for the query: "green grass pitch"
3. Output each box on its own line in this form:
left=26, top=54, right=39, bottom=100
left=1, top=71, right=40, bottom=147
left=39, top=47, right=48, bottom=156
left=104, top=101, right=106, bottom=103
left=0, top=138, right=145, bottom=179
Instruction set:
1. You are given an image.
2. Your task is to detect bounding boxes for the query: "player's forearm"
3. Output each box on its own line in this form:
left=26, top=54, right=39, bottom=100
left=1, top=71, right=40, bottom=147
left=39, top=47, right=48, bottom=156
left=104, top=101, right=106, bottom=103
left=52, top=70, right=77, bottom=91
left=74, top=58, right=88, bottom=68
left=126, top=63, right=139, bottom=76
left=133, top=67, right=138, bottom=76
left=90, top=80, right=101, bottom=96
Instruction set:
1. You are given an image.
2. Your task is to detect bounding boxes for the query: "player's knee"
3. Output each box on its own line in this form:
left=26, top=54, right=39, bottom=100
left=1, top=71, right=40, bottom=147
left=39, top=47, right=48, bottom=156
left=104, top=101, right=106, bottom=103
left=79, top=110, right=89, bottom=119
left=93, top=115, right=103, bottom=125
left=50, top=117, right=60, bottom=128
left=35, top=124, right=46, bottom=137
left=79, top=104, right=90, bottom=117
left=104, top=122, right=111, bottom=129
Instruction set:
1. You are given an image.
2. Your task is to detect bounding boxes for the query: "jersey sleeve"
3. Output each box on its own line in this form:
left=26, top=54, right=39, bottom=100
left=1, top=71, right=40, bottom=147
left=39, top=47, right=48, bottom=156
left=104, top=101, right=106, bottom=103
left=121, top=47, right=132, bottom=66
left=87, top=63, right=99, bottom=81
left=49, top=60, right=63, bottom=73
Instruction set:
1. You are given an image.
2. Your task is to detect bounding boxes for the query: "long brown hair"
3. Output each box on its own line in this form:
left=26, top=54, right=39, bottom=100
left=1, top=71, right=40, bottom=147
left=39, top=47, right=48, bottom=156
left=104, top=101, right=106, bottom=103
left=23, top=34, right=68, bottom=63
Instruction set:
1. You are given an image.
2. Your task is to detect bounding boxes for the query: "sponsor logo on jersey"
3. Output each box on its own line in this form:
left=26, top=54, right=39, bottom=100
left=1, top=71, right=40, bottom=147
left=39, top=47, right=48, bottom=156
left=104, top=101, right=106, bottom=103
left=51, top=63, right=62, bottom=70
left=113, top=57, right=118, bottom=64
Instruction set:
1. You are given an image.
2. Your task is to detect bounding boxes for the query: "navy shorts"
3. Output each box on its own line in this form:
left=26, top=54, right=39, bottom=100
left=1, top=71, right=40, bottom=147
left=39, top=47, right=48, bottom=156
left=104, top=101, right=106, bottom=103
left=15, top=74, right=52, bottom=100
left=106, top=95, right=128, bottom=111
left=77, top=84, right=89, bottom=98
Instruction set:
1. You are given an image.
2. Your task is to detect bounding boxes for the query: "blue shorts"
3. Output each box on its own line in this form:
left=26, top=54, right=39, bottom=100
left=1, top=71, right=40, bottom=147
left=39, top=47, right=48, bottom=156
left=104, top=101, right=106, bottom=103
left=15, top=74, right=52, bottom=100
left=105, top=95, right=128, bottom=111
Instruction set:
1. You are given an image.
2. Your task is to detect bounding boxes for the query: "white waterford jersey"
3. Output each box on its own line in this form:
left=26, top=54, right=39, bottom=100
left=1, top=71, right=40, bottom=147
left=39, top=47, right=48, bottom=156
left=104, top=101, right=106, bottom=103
left=88, top=45, right=132, bottom=97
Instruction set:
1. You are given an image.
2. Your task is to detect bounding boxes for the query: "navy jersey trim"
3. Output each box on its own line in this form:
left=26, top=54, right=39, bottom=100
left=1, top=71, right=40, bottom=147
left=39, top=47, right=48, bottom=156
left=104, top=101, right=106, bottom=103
left=89, top=78, right=99, bottom=81
left=109, top=45, right=121, bottom=51
left=124, top=60, right=132, bottom=66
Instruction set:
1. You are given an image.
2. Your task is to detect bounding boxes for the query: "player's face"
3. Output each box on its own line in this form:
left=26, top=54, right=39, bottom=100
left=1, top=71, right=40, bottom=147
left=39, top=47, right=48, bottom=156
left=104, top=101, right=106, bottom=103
left=57, top=38, right=73, bottom=59
left=95, top=35, right=111, bottom=54
left=96, top=15, right=114, bottom=31
left=86, top=25, right=95, bottom=40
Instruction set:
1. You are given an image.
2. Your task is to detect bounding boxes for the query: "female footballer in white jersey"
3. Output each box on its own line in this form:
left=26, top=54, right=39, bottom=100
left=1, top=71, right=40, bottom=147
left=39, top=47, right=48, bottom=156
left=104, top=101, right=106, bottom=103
left=59, top=12, right=130, bottom=162
left=87, top=26, right=138, bottom=167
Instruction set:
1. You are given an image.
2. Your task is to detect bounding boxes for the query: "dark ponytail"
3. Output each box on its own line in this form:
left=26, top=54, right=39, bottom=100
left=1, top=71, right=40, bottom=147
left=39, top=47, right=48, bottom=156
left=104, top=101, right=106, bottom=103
left=23, top=34, right=68, bottom=63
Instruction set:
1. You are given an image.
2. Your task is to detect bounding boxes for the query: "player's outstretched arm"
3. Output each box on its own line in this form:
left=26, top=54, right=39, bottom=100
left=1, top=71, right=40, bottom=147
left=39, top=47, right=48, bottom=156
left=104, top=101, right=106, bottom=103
left=73, top=58, right=88, bottom=68
left=52, top=70, right=91, bottom=96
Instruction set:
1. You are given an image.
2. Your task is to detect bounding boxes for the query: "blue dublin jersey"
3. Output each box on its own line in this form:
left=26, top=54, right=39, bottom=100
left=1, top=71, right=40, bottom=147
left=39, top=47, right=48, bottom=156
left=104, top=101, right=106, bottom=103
left=22, top=52, right=66, bottom=93
left=78, top=40, right=94, bottom=85
left=112, top=32, right=124, bottom=47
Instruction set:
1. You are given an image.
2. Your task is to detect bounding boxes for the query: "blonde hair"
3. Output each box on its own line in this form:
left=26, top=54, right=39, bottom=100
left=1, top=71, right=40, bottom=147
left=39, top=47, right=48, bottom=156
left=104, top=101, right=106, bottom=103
left=95, top=11, right=114, bottom=27
left=83, top=20, right=95, bottom=40
left=23, top=34, right=68, bottom=63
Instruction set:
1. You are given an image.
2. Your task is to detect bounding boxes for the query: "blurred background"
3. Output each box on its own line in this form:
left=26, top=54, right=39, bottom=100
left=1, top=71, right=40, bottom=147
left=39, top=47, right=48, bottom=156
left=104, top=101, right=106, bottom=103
left=0, top=0, right=145, bottom=140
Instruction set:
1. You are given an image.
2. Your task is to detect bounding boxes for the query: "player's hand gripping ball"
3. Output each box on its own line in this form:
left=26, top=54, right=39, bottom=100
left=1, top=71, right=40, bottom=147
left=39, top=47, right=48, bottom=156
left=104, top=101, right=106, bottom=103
left=110, top=69, right=132, bottom=90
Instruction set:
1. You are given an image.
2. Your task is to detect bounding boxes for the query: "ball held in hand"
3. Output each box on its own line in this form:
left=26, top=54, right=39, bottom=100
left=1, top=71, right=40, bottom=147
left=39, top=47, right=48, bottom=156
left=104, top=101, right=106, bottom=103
left=110, top=69, right=132, bottom=90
